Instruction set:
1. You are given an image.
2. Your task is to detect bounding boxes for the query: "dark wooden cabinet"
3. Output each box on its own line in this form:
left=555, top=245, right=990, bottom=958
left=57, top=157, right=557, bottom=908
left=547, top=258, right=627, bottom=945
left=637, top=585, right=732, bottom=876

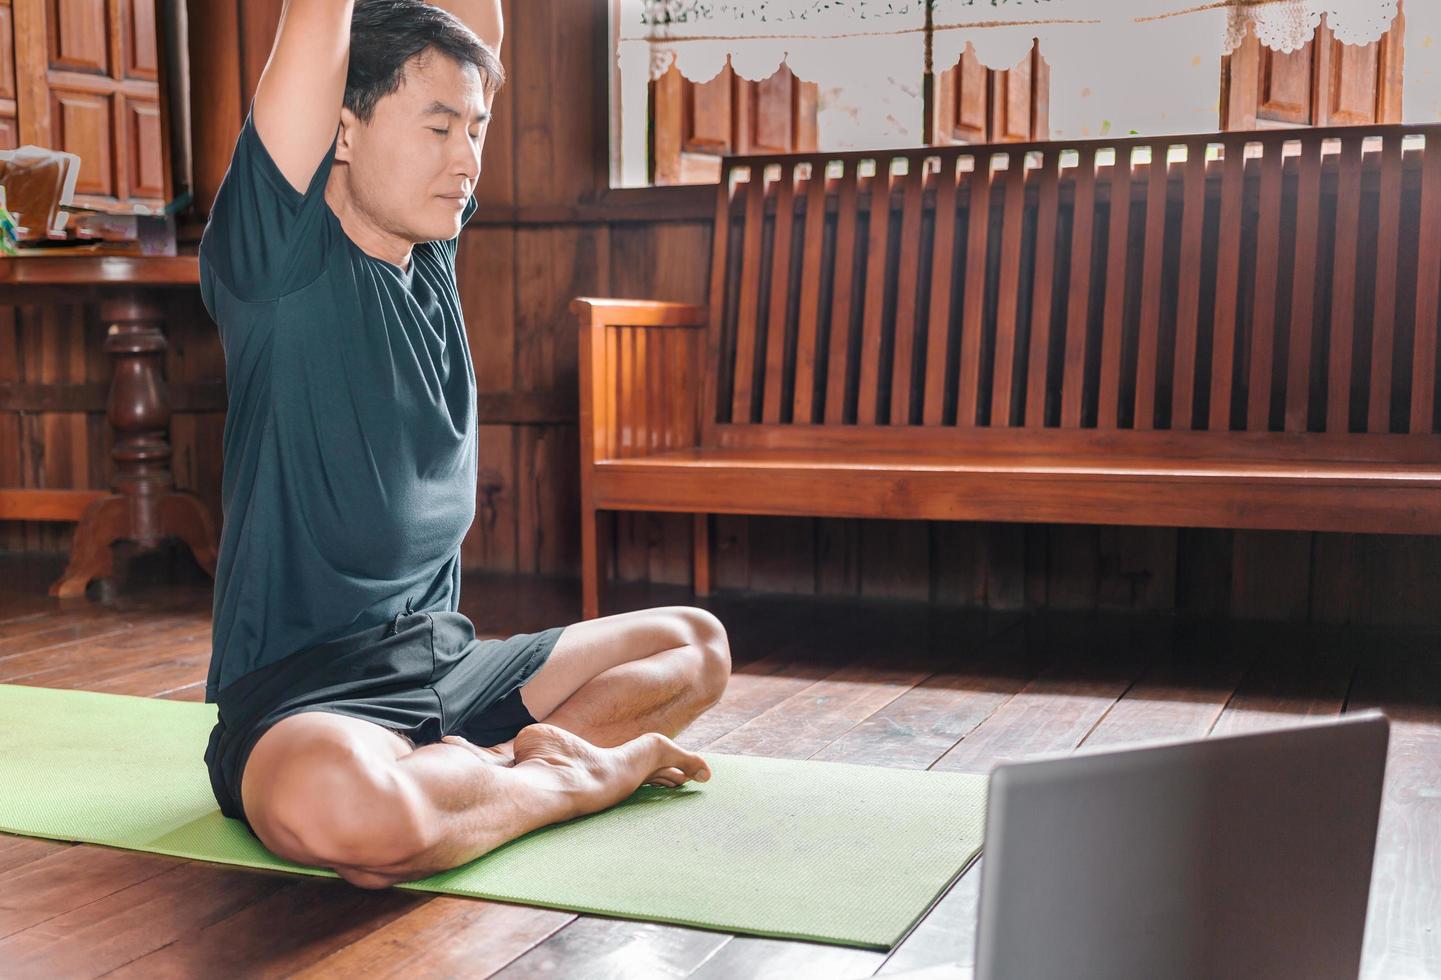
left=6, top=0, right=171, bottom=210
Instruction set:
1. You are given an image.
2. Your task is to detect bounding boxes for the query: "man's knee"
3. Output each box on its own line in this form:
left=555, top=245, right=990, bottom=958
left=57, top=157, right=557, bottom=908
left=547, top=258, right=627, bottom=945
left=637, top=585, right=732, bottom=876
left=248, top=727, right=425, bottom=879
left=676, top=606, right=731, bottom=704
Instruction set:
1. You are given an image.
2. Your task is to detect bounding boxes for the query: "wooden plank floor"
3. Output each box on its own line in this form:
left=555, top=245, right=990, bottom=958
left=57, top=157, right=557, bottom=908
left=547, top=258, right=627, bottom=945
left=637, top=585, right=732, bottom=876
left=0, top=550, right=1437, bottom=979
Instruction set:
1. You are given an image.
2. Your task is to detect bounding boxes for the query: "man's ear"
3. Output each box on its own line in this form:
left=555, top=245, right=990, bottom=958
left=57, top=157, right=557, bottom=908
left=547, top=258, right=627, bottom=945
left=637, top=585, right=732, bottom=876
left=333, top=106, right=359, bottom=163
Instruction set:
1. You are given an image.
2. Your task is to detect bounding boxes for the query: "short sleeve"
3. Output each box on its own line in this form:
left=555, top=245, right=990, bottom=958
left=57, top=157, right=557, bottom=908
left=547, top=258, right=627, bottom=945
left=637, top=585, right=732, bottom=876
left=200, top=105, right=338, bottom=303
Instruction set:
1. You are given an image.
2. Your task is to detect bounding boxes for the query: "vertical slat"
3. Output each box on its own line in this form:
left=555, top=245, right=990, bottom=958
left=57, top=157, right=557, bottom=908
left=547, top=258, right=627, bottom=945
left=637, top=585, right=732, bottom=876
left=608, top=322, right=619, bottom=458
left=1060, top=145, right=1096, bottom=428
left=691, top=313, right=706, bottom=443
left=1411, top=132, right=1441, bottom=434
left=792, top=163, right=828, bottom=425
left=652, top=328, right=665, bottom=452
left=990, top=152, right=1028, bottom=426
left=730, top=168, right=768, bottom=424
left=1326, top=135, right=1364, bottom=433
left=923, top=155, right=959, bottom=425
left=1096, top=145, right=1134, bottom=429
left=762, top=162, right=797, bottom=423
left=1170, top=139, right=1209, bottom=430
left=661, top=329, right=674, bottom=449
left=629, top=328, right=641, bottom=457
left=702, top=169, right=733, bottom=438
left=889, top=159, right=926, bottom=425
left=824, top=162, right=861, bottom=424
left=619, top=328, right=633, bottom=457
left=654, top=329, right=666, bottom=450
left=1024, top=147, right=1061, bottom=427
left=636, top=328, right=649, bottom=454
left=956, top=150, right=993, bottom=426
left=1248, top=139, right=1284, bottom=431
left=1133, top=143, right=1171, bottom=431
left=1368, top=133, right=1403, bottom=433
left=1284, top=135, right=1322, bottom=433
left=1208, top=138, right=1246, bottom=431
left=653, top=328, right=666, bottom=451
left=676, top=328, right=691, bottom=445
left=673, top=329, right=687, bottom=448
left=857, top=159, right=894, bottom=425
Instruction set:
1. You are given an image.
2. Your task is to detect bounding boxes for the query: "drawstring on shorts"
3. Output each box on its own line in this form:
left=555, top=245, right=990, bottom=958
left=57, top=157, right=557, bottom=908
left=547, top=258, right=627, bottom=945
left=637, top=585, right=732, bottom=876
left=386, top=595, right=415, bottom=637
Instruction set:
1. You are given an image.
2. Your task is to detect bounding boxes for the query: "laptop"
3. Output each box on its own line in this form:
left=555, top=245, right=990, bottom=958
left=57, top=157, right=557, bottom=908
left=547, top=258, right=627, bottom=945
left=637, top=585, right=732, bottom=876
left=973, top=712, right=1390, bottom=980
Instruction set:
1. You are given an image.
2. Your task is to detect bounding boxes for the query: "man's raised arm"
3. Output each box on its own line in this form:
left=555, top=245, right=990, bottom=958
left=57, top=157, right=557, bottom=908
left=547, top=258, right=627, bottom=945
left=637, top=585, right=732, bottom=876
left=252, top=0, right=355, bottom=195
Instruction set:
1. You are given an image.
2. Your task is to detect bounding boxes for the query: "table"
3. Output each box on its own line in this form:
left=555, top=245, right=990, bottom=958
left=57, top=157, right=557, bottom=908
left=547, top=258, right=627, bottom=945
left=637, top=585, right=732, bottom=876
left=0, top=254, right=218, bottom=597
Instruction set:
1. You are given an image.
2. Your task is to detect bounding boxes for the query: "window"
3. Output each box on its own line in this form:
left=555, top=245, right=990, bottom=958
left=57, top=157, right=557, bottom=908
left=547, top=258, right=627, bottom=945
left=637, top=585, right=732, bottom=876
left=1221, top=14, right=1404, bottom=128
left=612, top=0, right=1049, bottom=189
left=611, top=0, right=1437, bottom=190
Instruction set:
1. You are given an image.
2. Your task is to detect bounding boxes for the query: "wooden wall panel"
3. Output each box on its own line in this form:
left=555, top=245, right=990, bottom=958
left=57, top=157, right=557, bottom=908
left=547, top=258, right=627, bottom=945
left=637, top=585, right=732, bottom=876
left=471, top=0, right=515, bottom=208
left=459, top=226, right=518, bottom=395
left=514, top=227, right=608, bottom=392
left=511, top=0, right=604, bottom=207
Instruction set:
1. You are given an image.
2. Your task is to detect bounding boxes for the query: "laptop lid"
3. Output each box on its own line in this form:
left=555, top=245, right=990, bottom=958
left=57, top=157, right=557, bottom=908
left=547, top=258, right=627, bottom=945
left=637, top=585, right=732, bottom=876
left=974, top=712, right=1389, bottom=980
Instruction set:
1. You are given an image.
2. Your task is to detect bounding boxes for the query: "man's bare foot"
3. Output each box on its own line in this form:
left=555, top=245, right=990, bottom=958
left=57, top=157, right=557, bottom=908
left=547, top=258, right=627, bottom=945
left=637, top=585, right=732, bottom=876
left=445, top=723, right=710, bottom=817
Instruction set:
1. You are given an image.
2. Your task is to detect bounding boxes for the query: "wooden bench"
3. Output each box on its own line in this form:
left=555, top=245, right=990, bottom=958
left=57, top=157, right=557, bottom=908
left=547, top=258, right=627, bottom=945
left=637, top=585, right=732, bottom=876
left=572, top=123, right=1441, bottom=620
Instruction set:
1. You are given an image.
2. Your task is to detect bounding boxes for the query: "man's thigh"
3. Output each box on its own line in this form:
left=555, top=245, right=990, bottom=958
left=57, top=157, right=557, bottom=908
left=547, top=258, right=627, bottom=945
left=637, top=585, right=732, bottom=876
left=517, top=605, right=723, bottom=721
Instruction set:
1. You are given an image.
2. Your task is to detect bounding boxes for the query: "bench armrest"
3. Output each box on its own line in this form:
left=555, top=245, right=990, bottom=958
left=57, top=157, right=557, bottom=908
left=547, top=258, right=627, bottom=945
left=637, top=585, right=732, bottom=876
left=570, top=297, right=708, bottom=329
left=572, top=297, right=708, bottom=466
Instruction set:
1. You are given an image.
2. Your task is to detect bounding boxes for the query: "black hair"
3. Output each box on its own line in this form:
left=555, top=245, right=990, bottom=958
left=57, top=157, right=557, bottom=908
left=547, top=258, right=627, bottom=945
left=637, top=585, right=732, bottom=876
left=345, top=0, right=505, bottom=123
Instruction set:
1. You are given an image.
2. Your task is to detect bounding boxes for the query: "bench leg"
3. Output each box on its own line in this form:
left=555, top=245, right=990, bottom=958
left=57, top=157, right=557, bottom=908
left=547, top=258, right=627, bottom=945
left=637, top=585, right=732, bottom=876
left=693, top=513, right=712, bottom=598
left=582, top=505, right=608, bottom=621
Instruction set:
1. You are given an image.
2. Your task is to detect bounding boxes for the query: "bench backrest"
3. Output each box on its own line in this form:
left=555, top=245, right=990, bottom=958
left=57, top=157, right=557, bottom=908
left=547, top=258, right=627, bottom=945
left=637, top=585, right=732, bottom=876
left=699, top=123, right=1441, bottom=460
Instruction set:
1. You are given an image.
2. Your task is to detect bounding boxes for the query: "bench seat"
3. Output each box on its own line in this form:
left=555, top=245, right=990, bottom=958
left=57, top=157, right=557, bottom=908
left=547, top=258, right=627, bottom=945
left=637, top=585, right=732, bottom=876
left=592, top=444, right=1441, bottom=535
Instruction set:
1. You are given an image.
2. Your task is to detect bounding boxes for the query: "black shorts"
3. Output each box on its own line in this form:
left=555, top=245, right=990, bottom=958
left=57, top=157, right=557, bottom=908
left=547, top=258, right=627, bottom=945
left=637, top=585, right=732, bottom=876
left=203, top=609, right=566, bottom=832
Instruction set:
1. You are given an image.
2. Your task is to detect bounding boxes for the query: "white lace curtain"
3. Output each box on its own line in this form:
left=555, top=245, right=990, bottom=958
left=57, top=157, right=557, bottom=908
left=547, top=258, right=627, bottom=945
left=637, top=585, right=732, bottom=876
left=622, top=1, right=1403, bottom=88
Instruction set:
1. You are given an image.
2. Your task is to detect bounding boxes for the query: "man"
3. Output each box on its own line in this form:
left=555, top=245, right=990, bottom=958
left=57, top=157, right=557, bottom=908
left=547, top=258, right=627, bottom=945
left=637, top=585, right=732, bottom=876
left=200, top=0, right=730, bottom=890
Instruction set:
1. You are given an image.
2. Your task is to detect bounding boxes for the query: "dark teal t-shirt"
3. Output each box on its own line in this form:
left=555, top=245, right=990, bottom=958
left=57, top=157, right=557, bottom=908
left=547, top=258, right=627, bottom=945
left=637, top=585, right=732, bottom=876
left=199, top=106, right=481, bottom=700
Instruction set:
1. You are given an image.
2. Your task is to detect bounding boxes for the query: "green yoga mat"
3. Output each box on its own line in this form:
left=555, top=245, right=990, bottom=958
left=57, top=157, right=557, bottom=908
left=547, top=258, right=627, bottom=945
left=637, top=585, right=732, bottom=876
left=0, top=683, right=986, bottom=950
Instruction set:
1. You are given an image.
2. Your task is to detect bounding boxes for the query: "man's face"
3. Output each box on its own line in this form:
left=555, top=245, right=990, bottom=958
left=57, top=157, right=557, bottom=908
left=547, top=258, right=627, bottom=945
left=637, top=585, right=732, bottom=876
left=336, top=49, right=492, bottom=244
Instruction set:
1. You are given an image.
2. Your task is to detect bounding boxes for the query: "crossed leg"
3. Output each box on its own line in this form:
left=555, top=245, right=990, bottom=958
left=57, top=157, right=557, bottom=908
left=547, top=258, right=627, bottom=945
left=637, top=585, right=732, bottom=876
left=239, top=605, right=732, bottom=885
left=510, top=603, right=731, bottom=746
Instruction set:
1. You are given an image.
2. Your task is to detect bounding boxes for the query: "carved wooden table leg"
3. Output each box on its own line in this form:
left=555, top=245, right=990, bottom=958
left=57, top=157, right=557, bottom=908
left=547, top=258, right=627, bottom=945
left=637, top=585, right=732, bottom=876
left=49, top=294, right=219, bottom=598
